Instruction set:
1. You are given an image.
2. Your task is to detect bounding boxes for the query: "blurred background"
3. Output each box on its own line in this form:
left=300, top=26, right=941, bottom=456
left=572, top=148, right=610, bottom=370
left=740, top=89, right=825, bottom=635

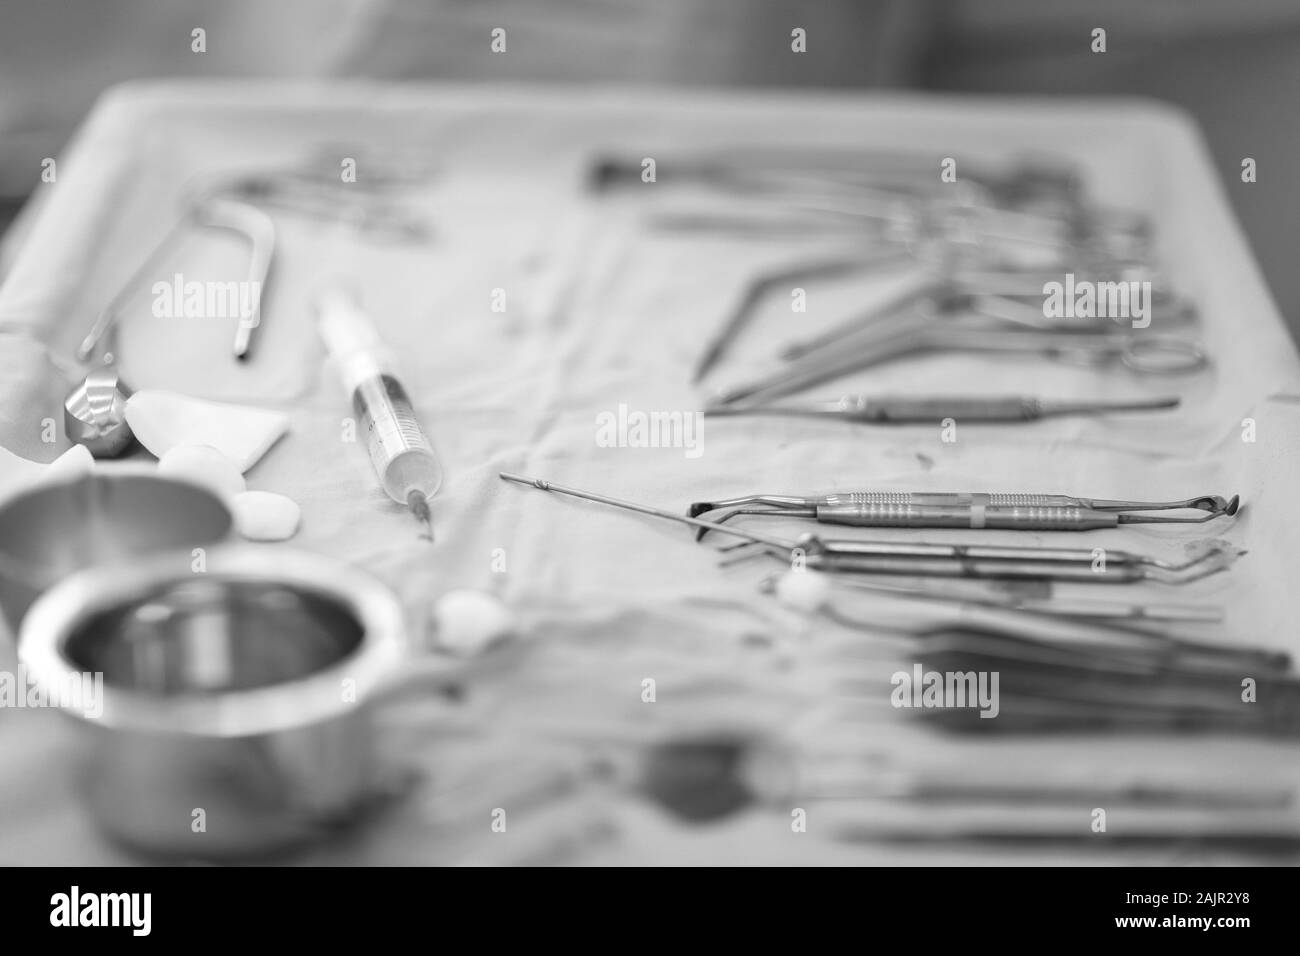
left=1, top=0, right=1296, bottom=337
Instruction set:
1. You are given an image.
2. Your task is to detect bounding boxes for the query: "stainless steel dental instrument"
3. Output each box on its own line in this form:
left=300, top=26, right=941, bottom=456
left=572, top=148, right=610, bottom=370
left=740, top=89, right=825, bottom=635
left=194, top=196, right=276, bottom=360
left=689, top=491, right=1240, bottom=538
left=692, top=250, right=909, bottom=383
left=75, top=215, right=191, bottom=364
left=76, top=196, right=275, bottom=363
left=777, top=573, right=1226, bottom=625
left=589, top=149, right=1082, bottom=201
left=791, top=576, right=1290, bottom=678
left=777, top=271, right=1196, bottom=362
left=498, top=474, right=1241, bottom=585
left=317, top=285, right=442, bottom=540
left=594, top=148, right=1166, bottom=382
left=706, top=393, right=1180, bottom=424
left=711, top=322, right=1210, bottom=407
left=724, top=537, right=1243, bottom=585
left=910, top=632, right=1300, bottom=737
left=65, top=195, right=275, bottom=457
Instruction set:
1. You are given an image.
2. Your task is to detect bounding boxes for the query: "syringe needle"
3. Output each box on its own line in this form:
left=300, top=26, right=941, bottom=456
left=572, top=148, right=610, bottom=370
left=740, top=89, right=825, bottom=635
left=408, top=490, right=434, bottom=543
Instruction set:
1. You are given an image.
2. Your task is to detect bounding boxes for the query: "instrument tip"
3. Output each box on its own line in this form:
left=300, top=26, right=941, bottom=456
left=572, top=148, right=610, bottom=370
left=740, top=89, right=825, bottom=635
left=499, top=472, right=548, bottom=490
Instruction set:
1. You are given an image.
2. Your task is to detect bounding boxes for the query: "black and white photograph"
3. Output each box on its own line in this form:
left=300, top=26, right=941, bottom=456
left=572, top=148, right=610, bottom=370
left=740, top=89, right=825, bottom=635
left=0, top=0, right=1294, bottom=921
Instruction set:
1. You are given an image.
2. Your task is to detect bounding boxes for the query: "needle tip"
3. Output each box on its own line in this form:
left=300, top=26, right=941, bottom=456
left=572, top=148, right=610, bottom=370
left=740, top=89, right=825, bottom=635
left=407, top=491, right=434, bottom=542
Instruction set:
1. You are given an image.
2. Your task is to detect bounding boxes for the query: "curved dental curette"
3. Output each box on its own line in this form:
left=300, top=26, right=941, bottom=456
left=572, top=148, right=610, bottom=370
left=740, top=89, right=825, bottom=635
left=687, top=491, right=1241, bottom=540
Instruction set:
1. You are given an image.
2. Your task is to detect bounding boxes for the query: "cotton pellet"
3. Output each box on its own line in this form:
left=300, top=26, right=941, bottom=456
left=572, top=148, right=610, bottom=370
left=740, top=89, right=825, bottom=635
left=157, top=444, right=246, bottom=501
left=232, top=490, right=302, bottom=541
left=431, top=589, right=518, bottom=657
left=773, top=570, right=832, bottom=614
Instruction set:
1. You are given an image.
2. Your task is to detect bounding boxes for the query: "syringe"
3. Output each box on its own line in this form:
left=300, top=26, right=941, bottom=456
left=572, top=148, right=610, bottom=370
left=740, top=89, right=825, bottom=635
left=316, top=285, right=443, bottom=539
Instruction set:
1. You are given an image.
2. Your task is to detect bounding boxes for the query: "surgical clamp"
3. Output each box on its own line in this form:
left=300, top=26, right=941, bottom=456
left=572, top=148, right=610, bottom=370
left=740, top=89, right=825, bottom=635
left=706, top=393, right=1180, bottom=424
left=497, top=474, right=1242, bottom=586
left=690, top=491, right=1240, bottom=538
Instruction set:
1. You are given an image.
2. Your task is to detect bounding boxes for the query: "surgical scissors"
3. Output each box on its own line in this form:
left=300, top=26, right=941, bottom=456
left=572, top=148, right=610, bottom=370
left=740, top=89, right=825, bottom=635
left=498, top=473, right=1242, bottom=586
left=690, top=490, right=1240, bottom=538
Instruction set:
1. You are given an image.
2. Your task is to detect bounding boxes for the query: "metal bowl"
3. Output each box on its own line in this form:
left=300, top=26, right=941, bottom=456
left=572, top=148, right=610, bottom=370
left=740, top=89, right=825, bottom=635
left=0, top=470, right=232, bottom=644
left=18, top=547, right=407, bottom=859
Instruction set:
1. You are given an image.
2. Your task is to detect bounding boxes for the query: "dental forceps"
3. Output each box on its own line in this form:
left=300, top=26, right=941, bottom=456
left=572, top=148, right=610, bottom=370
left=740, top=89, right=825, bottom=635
left=692, top=249, right=911, bottom=382
left=707, top=393, right=1180, bottom=424
left=777, top=268, right=1196, bottom=362
left=690, top=491, right=1240, bottom=538
left=76, top=195, right=276, bottom=362
left=712, top=319, right=1209, bottom=408
left=498, top=473, right=1242, bottom=586
left=690, top=248, right=1162, bottom=384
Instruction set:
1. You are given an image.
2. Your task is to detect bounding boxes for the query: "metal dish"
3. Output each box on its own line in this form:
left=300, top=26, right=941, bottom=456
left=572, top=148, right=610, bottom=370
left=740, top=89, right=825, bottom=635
left=0, top=470, right=233, bottom=643
left=18, top=547, right=407, bottom=859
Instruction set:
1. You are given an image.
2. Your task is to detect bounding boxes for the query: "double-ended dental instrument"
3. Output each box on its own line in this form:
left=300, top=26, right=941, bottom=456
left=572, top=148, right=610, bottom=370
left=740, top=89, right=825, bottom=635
left=688, top=491, right=1240, bottom=539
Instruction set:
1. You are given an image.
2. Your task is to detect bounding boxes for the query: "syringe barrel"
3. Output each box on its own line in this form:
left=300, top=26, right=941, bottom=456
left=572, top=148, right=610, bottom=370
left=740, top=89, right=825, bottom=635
left=350, top=373, right=442, bottom=503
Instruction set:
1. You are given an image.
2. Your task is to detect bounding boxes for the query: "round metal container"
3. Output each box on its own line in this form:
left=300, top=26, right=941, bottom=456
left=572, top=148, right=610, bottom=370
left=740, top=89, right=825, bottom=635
left=0, top=469, right=232, bottom=644
left=18, top=547, right=407, bottom=859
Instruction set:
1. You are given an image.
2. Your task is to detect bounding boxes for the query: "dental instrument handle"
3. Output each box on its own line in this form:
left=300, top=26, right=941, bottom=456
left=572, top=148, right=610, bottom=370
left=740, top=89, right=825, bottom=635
left=316, top=285, right=442, bottom=537
left=815, top=503, right=1120, bottom=531
left=843, top=395, right=1041, bottom=422
left=826, top=395, right=1178, bottom=422
left=806, top=551, right=1143, bottom=582
left=809, top=537, right=1128, bottom=563
left=824, top=491, right=1085, bottom=509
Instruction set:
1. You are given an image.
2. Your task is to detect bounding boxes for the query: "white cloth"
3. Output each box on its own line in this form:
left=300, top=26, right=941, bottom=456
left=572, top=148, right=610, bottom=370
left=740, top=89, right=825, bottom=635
left=2, top=82, right=1299, bottom=864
